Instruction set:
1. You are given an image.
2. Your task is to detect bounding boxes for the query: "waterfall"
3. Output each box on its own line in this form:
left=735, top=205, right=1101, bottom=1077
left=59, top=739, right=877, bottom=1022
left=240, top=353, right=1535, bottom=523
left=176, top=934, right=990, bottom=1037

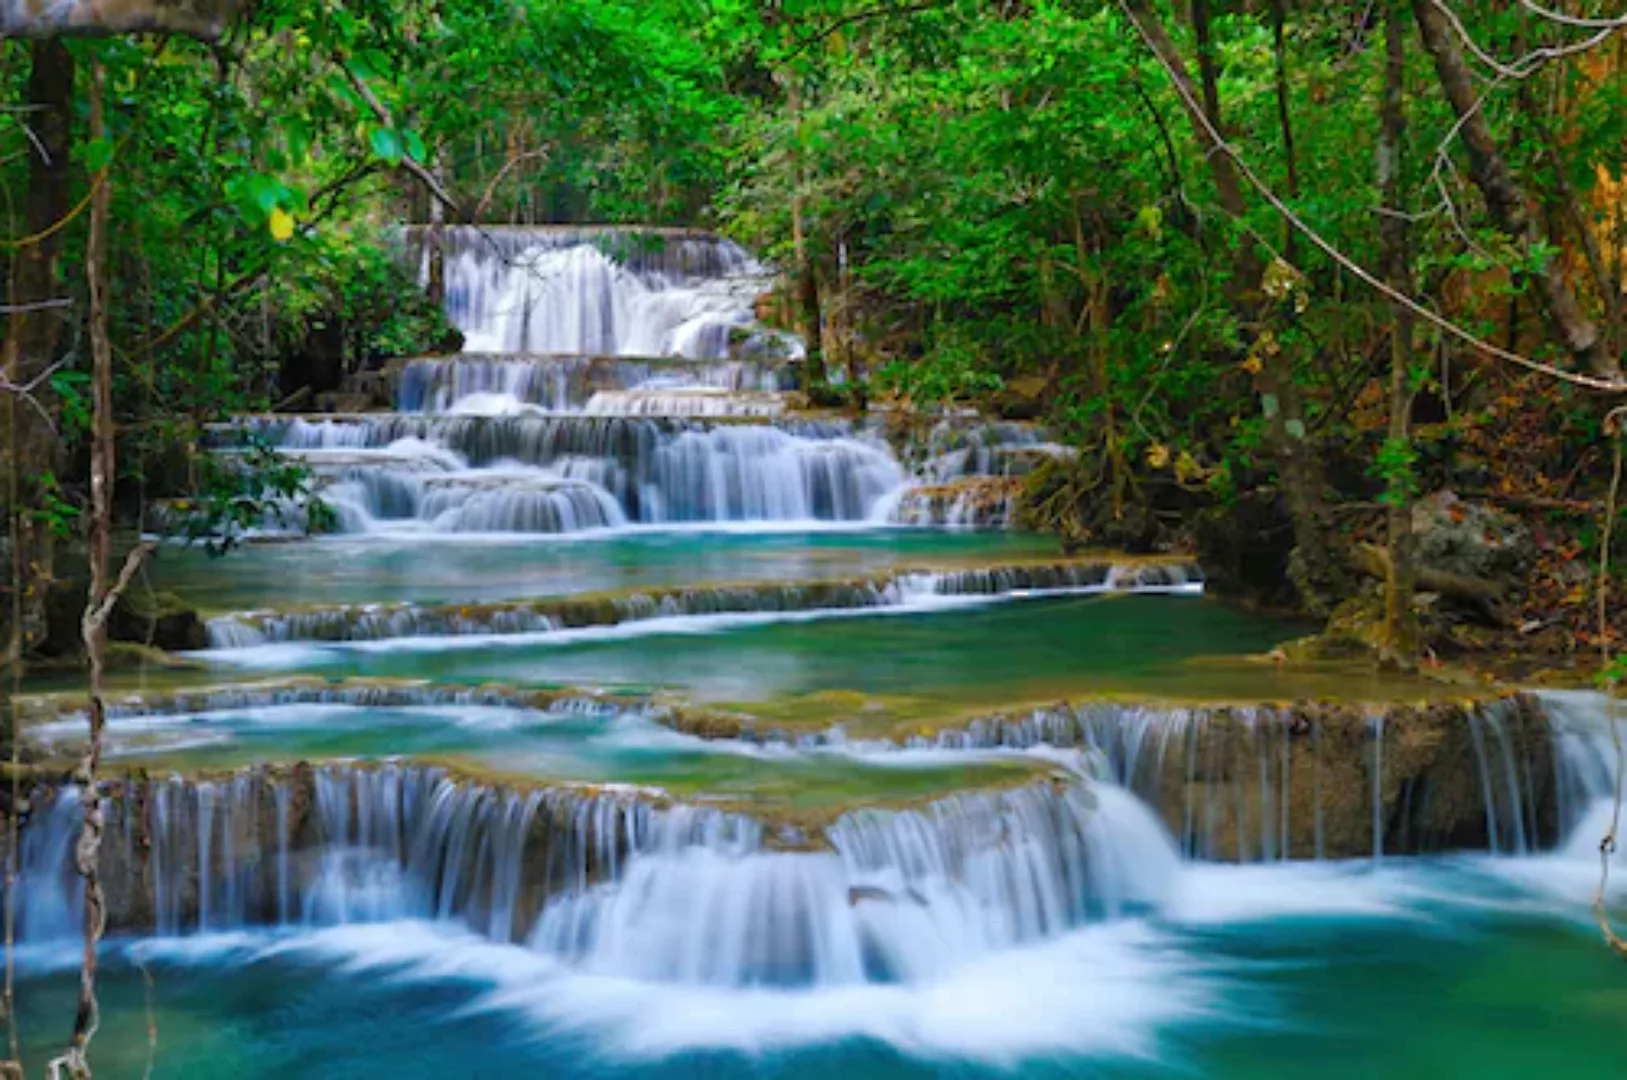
left=8, top=766, right=754, bottom=945
left=417, top=226, right=798, bottom=360
left=396, top=355, right=795, bottom=414
left=199, top=561, right=1205, bottom=647
left=914, top=420, right=1074, bottom=484
left=10, top=765, right=1176, bottom=990
left=227, top=414, right=908, bottom=532
left=889, top=478, right=1020, bottom=528
left=874, top=696, right=1554, bottom=862
left=12, top=787, right=83, bottom=942
left=530, top=781, right=1175, bottom=988
left=1537, top=690, right=1627, bottom=860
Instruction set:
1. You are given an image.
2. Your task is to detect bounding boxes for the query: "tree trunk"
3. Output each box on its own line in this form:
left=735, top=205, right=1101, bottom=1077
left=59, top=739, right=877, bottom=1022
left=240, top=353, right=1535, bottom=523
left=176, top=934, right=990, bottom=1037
left=1379, top=0, right=1418, bottom=665
left=425, top=152, right=446, bottom=308
left=3, top=41, right=74, bottom=664
left=1124, top=0, right=1337, bottom=611
left=785, top=76, right=827, bottom=393
left=1270, top=0, right=1301, bottom=265
left=59, top=60, right=113, bottom=1080
left=1410, top=0, right=1615, bottom=379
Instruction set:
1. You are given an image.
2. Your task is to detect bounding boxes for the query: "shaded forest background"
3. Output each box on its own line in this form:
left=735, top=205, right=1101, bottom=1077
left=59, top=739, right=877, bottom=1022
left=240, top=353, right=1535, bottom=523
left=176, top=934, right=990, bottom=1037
left=2, top=0, right=1626, bottom=677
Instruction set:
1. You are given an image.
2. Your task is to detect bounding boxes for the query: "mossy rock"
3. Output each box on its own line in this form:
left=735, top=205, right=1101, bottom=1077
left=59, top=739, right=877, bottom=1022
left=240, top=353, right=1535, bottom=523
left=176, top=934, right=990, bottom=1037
left=111, top=589, right=208, bottom=652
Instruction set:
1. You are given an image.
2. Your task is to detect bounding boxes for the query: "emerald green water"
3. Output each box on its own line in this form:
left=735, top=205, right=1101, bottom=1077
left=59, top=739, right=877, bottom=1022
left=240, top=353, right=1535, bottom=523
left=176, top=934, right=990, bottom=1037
left=13, top=860, right=1622, bottom=1076
left=22, top=528, right=1599, bottom=1078
left=194, top=592, right=1417, bottom=721
left=154, top=529, right=1057, bottom=611
left=44, top=701, right=1051, bottom=812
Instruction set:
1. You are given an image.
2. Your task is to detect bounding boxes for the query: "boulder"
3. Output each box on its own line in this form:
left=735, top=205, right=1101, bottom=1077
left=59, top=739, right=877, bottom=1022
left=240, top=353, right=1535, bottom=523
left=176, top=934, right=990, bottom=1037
left=1412, top=491, right=1534, bottom=584
left=110, top=589, right=208, bottom=652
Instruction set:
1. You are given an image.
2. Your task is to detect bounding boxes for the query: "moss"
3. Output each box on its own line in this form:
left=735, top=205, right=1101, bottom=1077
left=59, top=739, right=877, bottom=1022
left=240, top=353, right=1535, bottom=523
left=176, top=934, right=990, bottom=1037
left=104, top=642, right=207, bottom=672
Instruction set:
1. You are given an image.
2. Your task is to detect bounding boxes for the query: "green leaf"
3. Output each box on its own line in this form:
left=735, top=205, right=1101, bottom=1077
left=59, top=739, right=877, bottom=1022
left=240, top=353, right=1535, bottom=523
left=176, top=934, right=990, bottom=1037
left=403, top=129, right=426, bottom=163
left=370, top=127, right=403, bottom=165
left=84, top=136, right=115, bottom=173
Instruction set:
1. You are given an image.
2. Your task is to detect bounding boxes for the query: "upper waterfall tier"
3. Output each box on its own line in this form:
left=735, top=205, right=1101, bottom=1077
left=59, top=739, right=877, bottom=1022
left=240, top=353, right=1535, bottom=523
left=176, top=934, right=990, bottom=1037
left=393, top=354, right=797, bottom=414
left=230, top=414, right=904, bottom=530
left=405, top=226, right=800, bottom=359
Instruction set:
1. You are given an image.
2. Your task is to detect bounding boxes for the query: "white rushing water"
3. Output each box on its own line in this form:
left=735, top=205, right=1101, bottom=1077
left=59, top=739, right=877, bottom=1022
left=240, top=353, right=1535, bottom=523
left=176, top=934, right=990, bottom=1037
left=198, top=227, right=1076, bottom=540
left=12, top=692, right=1627, bottom=1063
left=427, top=227, right=800, bottom=360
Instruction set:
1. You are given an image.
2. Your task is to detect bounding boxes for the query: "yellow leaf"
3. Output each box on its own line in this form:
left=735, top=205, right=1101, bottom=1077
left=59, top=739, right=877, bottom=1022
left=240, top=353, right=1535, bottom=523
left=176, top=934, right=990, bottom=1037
left=1145, top=443, right=1171, bottom=469
left=1241, top=355, right=1264, bottom=375
left=269, top=207, right=295, bottom=242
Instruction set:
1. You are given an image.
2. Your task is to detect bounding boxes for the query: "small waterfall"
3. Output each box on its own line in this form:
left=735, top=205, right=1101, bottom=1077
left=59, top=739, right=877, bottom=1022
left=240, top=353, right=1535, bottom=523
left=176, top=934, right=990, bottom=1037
left=914, top=421, right=1074, bottom=484
left=12, top=787, right=84, bottom=942
left=1537, top=690, right=1627, bottom=857
left=395, top=354, right=795, bottom=414
left=415, top=475, right=628, bottom=533
left=200, top=561, right=1205, bottom=647
left=889, top=478, right=1020, bottom=528
left=878, top=696, right=1554, bottom=862
left=8, top=765, right=754, bottom=944
left=530, top=781, right=1177, bottom=988
left=415, top=226, right=797, bottom=359
left=227, top=414, right=907, bottom=531
left=583, top=388, right=786, bottom=418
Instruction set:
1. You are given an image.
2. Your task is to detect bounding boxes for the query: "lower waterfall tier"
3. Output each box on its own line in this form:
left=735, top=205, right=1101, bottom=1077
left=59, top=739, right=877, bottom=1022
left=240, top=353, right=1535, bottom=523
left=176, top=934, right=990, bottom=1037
left=11, top=765, right=1169, bottom=990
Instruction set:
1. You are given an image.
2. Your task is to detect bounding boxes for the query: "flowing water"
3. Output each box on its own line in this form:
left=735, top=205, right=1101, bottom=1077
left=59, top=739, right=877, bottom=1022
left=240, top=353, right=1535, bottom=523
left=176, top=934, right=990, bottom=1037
left=12, top=227, right=1625, bottom=1076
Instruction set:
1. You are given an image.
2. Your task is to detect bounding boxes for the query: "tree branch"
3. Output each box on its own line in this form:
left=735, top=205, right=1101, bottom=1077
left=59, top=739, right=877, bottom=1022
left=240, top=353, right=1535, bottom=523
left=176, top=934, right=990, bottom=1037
left=1117, top=0, right=1627, bottom=392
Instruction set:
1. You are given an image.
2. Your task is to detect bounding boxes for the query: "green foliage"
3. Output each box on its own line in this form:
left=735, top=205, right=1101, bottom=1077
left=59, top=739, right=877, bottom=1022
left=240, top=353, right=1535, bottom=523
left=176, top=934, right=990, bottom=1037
left=1371, top=436, right=1421, bottom=507
left=876, top=330, right=1003, bottom=408
left=166, top=436, right=335, bottom=557
left=2, top=0, right=1623, bottom=609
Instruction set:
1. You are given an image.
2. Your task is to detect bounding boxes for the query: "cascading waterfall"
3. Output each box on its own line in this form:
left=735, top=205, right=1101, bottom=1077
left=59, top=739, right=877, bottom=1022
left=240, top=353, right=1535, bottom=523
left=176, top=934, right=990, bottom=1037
left=10, top=766, right=754, bottom=944
left=228, top=413, right=908, bottom=532
left=417, top=226, right=799, bottom=359
left=9, top=765, right=1177, bottom=993
left=532, top=781, right=1175, bottom=988
left=860, top=695, right=1555, bottom=862
left=196, top=226, right=1083, bottom=542
left=396, top=355, right=795, bottom=414
left=199, top=561, right=1204, bottom=647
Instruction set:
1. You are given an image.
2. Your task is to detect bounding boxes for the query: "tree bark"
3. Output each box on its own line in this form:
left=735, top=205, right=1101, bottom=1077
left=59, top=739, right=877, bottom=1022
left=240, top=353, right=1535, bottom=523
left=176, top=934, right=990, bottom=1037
left=3, top=40, right=74, bottom=663
left=785, top=76, right=827, bottom=393
left=425, top=152, right=447, bottom=308
left=1410, top=0, right=1615, bottom=379
left=1270, top=0, right=1301, bottom=265
left=53, top=61, right=152, bottom=1080
left=1379, top=0, right=1418, bottom=664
